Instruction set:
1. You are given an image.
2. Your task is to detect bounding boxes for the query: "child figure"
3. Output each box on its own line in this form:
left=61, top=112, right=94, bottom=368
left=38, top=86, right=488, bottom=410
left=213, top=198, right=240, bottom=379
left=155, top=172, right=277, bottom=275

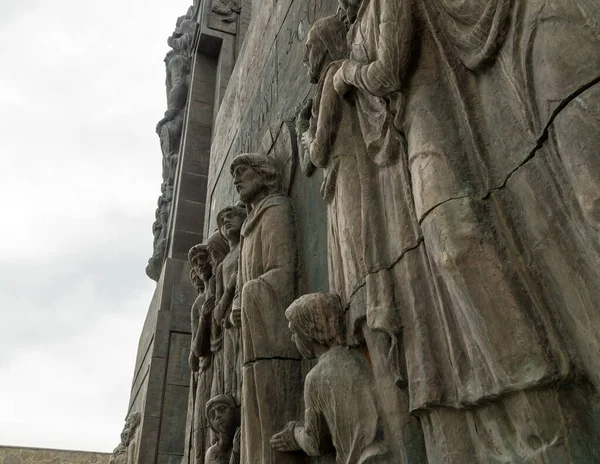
left=270, top=293, right=390, bottom=464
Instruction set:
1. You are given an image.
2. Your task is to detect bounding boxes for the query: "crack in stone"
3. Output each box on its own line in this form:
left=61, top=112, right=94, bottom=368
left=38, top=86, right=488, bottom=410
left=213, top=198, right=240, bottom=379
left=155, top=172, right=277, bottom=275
left=345, top=237, right=425, bottom=310
left=418, top=75, right=600, bottom=224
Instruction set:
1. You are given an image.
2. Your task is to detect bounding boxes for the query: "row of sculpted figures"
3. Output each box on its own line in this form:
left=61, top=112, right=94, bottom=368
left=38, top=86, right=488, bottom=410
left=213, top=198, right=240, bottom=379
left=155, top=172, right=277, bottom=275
left=187, top=0, right=600, bottom=462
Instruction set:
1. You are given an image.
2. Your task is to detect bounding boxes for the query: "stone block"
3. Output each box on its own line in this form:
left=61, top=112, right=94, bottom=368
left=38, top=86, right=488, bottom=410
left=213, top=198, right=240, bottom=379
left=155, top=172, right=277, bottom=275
left=179, top=172, right=208, bottom=203
left=159, top=384, right=190, bottom=455
left=166, top=332, right=193, bottom=387
left=144, top=356, right=168, bottom=419
left=138, top=414, right=161, bottom=464
left=172, top=231, right=204, bottom=261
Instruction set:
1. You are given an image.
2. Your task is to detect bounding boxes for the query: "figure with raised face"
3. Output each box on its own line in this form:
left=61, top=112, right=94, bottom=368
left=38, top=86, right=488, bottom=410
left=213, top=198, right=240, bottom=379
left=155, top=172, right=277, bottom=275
left=271, top=293, right=390, bottom=464
left=205, top=231, right=230, bottom=398
left=188, top=243, right=215, bottom=464
left=205, top=395, right=241, bottom=464
left=229, top=153, right=306, bottom=464
left=214, top=204, right=247, bottom=405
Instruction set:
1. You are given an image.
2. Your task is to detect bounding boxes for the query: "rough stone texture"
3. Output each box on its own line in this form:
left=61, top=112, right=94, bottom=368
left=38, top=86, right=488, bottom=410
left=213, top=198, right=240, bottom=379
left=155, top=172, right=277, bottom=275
left=0, top=447, right=110, bottom=464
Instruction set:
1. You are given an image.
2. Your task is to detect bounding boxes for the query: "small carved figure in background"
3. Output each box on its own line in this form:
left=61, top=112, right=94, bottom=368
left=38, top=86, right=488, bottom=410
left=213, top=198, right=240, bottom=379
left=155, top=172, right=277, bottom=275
left=271, top=293, right=390, bottom=464
left=212, top=0, right=241, bottom=23
left=205, top=395, right=241, bottom=464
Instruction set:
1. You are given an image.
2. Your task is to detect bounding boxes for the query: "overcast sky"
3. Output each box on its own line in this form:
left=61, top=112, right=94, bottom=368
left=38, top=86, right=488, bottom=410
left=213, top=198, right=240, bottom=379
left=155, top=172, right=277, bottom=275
left=0, top=0, right=192, bottom=453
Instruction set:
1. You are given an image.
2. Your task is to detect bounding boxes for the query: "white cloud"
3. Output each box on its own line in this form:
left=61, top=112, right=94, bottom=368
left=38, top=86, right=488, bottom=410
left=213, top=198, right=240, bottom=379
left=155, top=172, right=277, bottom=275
left=0, top=0, right=193, bottom=452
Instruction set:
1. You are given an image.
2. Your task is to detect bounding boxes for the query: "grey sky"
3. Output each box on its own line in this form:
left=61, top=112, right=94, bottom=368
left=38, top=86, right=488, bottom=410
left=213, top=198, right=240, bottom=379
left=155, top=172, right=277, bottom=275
left=0, top=0, right=192, bottom=452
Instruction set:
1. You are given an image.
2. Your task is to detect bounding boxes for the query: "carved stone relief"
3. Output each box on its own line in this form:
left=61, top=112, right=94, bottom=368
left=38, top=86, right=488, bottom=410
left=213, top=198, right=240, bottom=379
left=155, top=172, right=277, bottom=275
left=211, top=0, right=241, bottom=23
left=215, top=204, right=247, bottom=405
left=146, top=5, right=197, bottom=281
left=290, top=1, right=600, bottom=462
left=205, top=395, right=241, bottom=464
left=229, top=153, right=306, bottom=464
left=173, top=0, right=600, bottom=463
left=271, top=293, right=391, bottom=463
left=109, top=412, right=141, bottom=464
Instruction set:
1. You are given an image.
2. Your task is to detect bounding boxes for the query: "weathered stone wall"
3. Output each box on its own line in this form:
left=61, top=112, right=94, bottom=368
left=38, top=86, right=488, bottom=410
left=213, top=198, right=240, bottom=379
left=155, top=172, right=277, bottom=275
left=0, top=447, right=110, bottom=464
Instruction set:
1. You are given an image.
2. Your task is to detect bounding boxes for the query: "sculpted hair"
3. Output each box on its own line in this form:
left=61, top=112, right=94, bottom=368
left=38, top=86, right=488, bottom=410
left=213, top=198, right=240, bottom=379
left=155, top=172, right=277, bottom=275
left=205, top=394, right=239, bottom=434
left=216, top=204, right=248, bottom=231
left=230, top=153, right=283, bottom=195
left=188, top=243, right=209, bottom=267
left=285, top=293, right=346, bottom=347
left=206, top=230, right=230, bottom=266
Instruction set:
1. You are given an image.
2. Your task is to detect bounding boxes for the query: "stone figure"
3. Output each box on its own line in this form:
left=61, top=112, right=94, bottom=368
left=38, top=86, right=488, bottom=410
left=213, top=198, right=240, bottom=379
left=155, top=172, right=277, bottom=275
left=147, top=6, right=196, bottom=282
left=146, top=186, right=173, bottom=281
left=299, top=10, right=427, bottom=462
left=205, top=231, right=230, bottom=398
left=229, top=153, right=305, bottom=464
left=214, top=204, right=247, bottom=404
left=205, top=395, right=241, bottom=464
left=188, top=244, right=213, bottom=464
left=298, top=12, right=363, bottom=315
left=109, top=412, right=141, bottom=464
left=271, top=293, right=390, bottom=464
left=331, top=0, right=600, bottom=461
left=212, top=0, right=241, bottom=23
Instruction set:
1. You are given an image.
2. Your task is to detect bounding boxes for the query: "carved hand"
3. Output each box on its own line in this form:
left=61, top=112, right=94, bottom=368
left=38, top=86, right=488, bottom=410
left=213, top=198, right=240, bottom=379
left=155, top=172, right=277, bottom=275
left=301, top=131, right=314, bottom=153
left=188, top=351, right=200, bottom=372
left=333, top=67, right=351, bottom=96
left=270, top=421, right=299, bottom=452
left=200, top=356, right=211, bottom=372
left=230, top=306, right=242, bottom=328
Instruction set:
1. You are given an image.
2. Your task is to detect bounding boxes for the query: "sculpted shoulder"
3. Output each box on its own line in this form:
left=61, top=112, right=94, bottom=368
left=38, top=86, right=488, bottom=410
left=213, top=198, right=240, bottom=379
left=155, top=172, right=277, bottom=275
left=241, top=194, right=294, bottom=236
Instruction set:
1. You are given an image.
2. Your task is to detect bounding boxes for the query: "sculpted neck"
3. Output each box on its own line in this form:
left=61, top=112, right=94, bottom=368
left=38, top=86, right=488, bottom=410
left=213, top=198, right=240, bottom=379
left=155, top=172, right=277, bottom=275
left=227, top=237, right=240, bottom=250
left=249, top=189, right=270, bottom=209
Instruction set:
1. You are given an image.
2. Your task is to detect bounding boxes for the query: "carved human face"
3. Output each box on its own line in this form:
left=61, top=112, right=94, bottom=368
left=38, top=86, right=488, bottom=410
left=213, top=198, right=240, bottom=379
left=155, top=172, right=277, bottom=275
left=208, top=403, right=236, bottom=436
left=194, top=252, right=212, bottom=281
left=289, top=323, right=316, bottom=359
left=233, top=164, right=264, bottom=204
left=303, top=32, right=327, bottom=84
left=219, top=211, right=244, bottom=241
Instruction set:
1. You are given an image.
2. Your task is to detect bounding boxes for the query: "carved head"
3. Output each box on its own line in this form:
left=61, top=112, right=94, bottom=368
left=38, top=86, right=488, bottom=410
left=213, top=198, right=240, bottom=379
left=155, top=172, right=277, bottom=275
left=230, top=153, right=283, bottom=204
left=188, top=244, right=212, bottom=281
left=206, top=230, right=230, bottom=270
left=206, top=395, right=239, bottom=438
left=189, top=268, right=205, bottom=292
left=285, top=293, right=346, bottom=359
left=217, top=204, right=247, bottom=242
left=305, top=14, right=349, bottom=83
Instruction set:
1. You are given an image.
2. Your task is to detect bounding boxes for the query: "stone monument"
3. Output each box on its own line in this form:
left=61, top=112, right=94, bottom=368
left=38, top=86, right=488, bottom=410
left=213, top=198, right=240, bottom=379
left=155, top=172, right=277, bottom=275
left=118, top=0, right=600, bottom=462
